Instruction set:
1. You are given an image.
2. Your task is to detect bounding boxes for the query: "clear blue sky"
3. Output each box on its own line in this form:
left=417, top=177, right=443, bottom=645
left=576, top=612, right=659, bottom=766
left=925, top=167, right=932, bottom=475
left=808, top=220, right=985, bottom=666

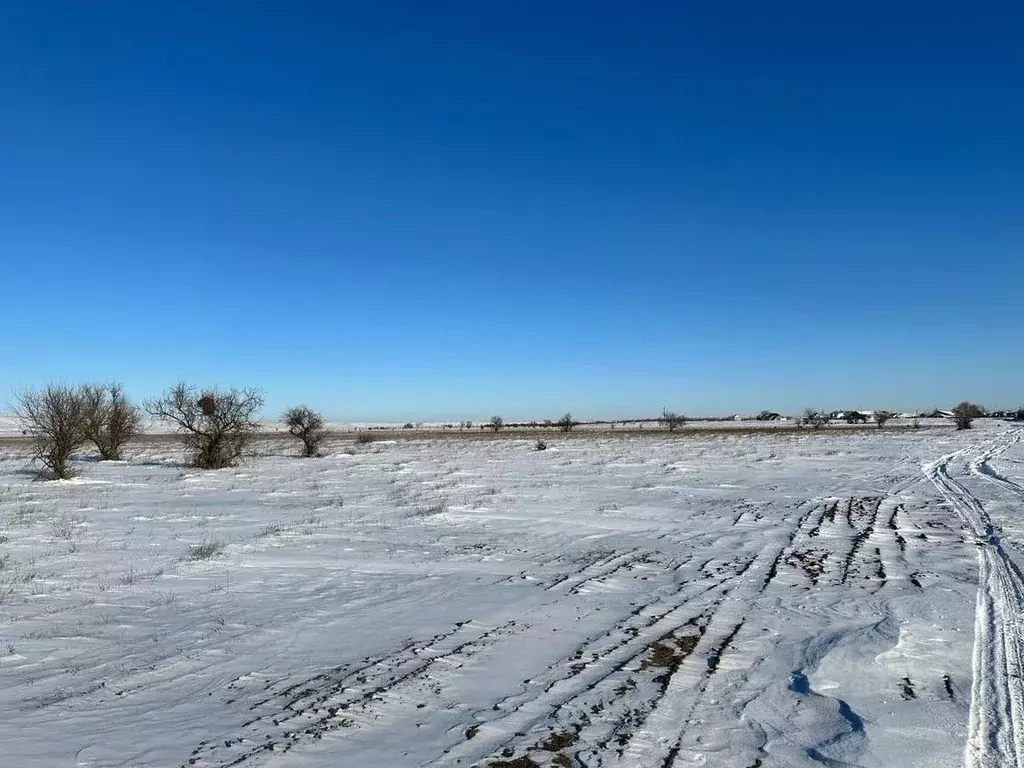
left=1, top=1, right=1021, bottom=420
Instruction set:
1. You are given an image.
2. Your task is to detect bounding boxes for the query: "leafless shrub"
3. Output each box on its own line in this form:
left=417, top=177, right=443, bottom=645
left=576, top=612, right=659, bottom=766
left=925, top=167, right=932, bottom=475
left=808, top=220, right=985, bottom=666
left=490, top=416, right=504, bottom=432
left=912, top=417, right=921, bottom=429
left=802, top=408, right=828, bottom=429
left=81, top=383, right=141, bottom=460
left=557, top=412, right=577, bottom=432
left=355, top=431, right=376, bottom=444
left=873, top=410, right=892, bottom=429
left=661, top=409, right=686, bottom=432
left=953, top=401, right=984, bottom=431
left=535, top=439, right=548, bottom=451
left=282, top=405, right=327, bottom=457
left=145, top=383, right=263, bottom=469
left=12, top=384, right=88, bottom=479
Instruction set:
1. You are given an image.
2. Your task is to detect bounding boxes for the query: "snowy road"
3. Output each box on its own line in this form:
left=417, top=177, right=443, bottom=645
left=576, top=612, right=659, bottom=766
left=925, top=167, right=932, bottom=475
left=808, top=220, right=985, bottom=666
left=1, top=425, right=1021, bottom=767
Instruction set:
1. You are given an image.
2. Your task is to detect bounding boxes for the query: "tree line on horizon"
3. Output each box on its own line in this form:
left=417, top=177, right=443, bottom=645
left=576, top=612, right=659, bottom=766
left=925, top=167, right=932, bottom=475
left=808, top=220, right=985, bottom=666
left=7, top=382, right=1016, bottom=480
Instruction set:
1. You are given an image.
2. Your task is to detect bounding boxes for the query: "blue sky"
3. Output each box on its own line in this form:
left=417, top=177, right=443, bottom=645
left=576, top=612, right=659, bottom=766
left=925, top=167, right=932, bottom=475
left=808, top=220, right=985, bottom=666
left=1, top=1, right=1021, bottom=420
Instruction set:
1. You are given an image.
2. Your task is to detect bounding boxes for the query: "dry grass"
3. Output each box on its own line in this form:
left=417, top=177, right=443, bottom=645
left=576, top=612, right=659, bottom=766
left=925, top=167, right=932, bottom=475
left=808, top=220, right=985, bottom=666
left=185, top=540, right=226, bottom=561
left=0, top=419, right=954, bottom=451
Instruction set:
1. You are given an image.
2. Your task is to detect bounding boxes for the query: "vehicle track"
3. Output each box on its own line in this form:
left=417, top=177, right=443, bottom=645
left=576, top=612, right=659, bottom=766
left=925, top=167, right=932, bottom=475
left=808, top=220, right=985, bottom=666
left=925, top=429, right=1024, bottom=768
left=971, top=433, right=1024, bottom=501
left=179, top=545, right=722, bottom=768
left=428, top=573, right=739, bottom=767
left=175, top=451, right=948, bottom=768
left=179, top=619, right=523, bottom=767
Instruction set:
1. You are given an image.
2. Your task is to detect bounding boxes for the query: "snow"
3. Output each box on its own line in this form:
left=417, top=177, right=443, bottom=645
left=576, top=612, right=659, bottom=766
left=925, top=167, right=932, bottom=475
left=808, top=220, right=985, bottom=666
left=0, top=415, right=23, bottom=437
left=0, top=424, right=1021, bottom=767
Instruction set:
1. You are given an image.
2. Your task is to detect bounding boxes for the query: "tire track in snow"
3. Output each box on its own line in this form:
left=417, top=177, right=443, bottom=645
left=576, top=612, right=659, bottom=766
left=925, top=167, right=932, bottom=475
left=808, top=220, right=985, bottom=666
left=426, top=571, right=738, bottom=767
left=925, top=429, right=1024, bottom=768
left=179, top=619, right=522, bottom=767
left=630, top=481, right=924, bottom=765
left=972, top=433, right=1024, bottom=502
left=612, top=501, right=827, bottom=768
left=540, top=548, right=643, bottom=593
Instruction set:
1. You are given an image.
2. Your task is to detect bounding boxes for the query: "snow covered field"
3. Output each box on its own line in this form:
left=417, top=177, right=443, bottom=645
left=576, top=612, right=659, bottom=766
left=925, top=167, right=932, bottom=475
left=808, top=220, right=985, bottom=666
left=1, top=424, right=1022, bottom=767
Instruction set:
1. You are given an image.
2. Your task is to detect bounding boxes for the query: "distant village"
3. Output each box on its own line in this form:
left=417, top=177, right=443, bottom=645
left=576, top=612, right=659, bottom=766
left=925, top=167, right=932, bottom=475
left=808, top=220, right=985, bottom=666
left=368, top=406, right=1024, bottom=431
left=754, top=408, right=1024, bottom=423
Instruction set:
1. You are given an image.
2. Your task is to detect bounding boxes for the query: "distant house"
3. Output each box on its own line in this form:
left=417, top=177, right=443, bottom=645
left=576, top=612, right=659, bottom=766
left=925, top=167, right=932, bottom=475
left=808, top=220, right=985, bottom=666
left=756, top=411, right=782, bottom=421
left=924, top=409, right=955, bottom=419
left=832, top=410, right=868, bottom=424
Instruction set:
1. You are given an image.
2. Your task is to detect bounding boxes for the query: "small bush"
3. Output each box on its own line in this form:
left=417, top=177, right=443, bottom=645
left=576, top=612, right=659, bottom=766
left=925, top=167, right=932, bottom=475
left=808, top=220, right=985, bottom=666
left=874, top=411, right=892, bottom=429
left=81, top=382, right=142, bottom=460
left=355, top=431, right=376, bottom=444
left=145, top=383, right=263, bottom=469
left=535, top=439, right=547, bottom=451
left=557, top=413, right=576, bottom=432
left=12, top=384, right=88, bottom=479
left=803, top=408, right=828, bottom=429
left=490, top=416, right=504, bottom=432
left=282, top=405, right=326, bottom=457
left=953, top=401, right=984, bottom=431
left=661, top=410, right=686, bottom=432
left=186, top=541, right=226, bottom=561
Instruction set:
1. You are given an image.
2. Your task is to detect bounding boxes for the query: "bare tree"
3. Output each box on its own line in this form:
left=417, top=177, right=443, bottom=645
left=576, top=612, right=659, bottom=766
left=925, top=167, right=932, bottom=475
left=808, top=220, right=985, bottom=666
left=873, top=410, right=892, bottom=429
left=953, top=401, right=984, bottom=431
left=12, top=384, right=88, bottom=479
left=803, top=408, right=827, bottom=429
left=661, top=409, right=686, bottom=432
left=282, top=405, right=327, bottom=457
left=145, top=383, right=264, bottom=468
left=557, top=412, right=576, bottom=432
left=80, top=383, right=142, bottom=460
left=490, top=415, right=504, bottom=432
